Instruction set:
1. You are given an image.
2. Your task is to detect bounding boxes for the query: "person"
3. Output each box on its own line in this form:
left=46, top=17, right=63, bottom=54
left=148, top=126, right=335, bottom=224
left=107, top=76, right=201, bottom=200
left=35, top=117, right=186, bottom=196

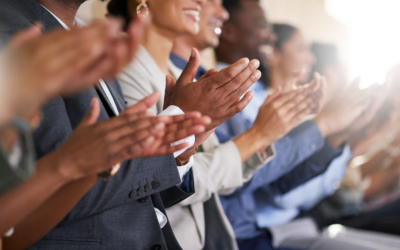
left=0, top=1, right=210, bottom=250
left=109, top=0, right=324, bottom=249
left=214, top=0, right=393, bottom=249
left=267, top=24, right=315, bottom=91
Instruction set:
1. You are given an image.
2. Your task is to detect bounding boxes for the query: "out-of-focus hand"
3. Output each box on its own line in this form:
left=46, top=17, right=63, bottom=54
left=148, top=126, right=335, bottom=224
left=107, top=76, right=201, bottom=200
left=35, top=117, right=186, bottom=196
left=313, top=77, right=374, bottom=138
left=250, top=83, right=317, bottom=143
left=170, top=48, right=260, bottom=131
left=346, top=81, right=391, bottom=132
left=50, top=92, right=209, bottom=181
left=0, top=17, right=144, bottom=123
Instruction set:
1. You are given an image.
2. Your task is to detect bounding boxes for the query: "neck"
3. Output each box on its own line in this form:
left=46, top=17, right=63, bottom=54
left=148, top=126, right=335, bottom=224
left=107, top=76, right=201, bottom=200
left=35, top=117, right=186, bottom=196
left=268, top=67, right=289, bottom=90
left=172, top=36, right=199, bottom=61
left=215, top=42, right=245, bottom=65
left=142, top=24, right=178, bottom=75
left=36, top=0, right=81, bottom=28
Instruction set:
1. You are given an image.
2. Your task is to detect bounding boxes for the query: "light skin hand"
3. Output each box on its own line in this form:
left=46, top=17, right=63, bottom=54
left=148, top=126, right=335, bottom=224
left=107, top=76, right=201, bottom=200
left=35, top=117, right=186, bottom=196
left=313, top=77, right=374, bottom=138
left=233, top=84, right=315, bottom=162
left=170, top=48, right=260, bottom=131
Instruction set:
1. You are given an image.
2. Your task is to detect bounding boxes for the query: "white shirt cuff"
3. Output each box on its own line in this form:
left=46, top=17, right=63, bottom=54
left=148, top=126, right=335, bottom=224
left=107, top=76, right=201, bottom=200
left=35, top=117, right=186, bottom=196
left=158, top=105, right=195, bottom=157
left=154, top=208, right=168, bottom=228
left=177, top=155, right=194, bottom=184
left=256, top=144, right=276, bottom=163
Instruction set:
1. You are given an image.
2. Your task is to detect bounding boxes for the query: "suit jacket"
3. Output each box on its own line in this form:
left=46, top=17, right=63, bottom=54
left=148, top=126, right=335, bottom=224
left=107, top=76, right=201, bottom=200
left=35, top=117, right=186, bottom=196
left=119, top=47, right=276, bottom=250
left=0, top=1, right=194, bottom=249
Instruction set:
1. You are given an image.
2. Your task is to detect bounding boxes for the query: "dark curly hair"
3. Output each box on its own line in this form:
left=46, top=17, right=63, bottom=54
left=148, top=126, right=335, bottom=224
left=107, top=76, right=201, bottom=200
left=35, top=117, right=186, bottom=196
left=107, top=0, right=131, bottom=30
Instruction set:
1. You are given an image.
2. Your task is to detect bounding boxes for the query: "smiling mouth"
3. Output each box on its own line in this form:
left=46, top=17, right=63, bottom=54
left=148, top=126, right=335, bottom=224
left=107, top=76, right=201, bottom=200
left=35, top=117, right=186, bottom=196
left=183, top=10, right=200, bottom=22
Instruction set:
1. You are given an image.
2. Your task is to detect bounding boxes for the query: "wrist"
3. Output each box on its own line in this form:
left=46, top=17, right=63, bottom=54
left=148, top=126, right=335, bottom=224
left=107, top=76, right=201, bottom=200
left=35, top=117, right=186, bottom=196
left=35, top=151, right=75, bottom=185
left=247, top=126, right=273, bottom=149
left=313, top=116, right=330, bottom=137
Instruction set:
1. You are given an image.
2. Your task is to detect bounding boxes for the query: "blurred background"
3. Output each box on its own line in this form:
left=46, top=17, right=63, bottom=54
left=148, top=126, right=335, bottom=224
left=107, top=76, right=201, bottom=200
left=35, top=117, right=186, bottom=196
left=77, top=0, right=400, bottom=88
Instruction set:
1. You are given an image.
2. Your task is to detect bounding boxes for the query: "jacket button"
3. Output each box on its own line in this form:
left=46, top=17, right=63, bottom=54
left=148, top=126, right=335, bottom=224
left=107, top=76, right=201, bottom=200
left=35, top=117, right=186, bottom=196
left=137, top=187, right=145, bottom=196
left=152, top=180, right=160, bottom=189
left=151, top=244, right=162, bottom=250
left=129, top=190, right=138, bottom=198
left=145, top=183, right=152, bottom=192
left=138, top=196, right=149, bottom=203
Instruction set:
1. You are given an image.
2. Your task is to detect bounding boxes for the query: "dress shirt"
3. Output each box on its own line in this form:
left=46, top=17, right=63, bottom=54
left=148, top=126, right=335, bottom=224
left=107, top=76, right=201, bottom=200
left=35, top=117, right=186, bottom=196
left=41, top=9, right=192, bottom=228
left=214, top=61, right=334, bottom=239
left=256, top=144, right=352, bottom=228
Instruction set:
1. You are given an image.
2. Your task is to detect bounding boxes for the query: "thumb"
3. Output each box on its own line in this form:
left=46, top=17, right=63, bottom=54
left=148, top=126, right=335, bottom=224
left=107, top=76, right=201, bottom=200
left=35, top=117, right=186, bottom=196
left=164, top=75, right=176, bottom=109
left=178, top=48, right=201, bottom=86
left=79, top=98, right=100, bottom=127
left=9, top=24, right=42, bottom=49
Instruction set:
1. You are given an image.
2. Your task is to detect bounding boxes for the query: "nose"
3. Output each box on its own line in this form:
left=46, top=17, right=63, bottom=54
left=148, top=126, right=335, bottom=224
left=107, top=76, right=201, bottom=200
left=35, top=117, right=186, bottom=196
left=195, top=0, right=206, bottom=6
left=218, top=5, right=230, bottom=22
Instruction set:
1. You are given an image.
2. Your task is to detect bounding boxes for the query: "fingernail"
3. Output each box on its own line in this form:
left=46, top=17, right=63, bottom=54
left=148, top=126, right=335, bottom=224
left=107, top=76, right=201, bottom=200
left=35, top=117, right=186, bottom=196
left=250, top=59, right=260, bottom=70
left=191, top=48, right=196, bottom=58
left=243, top=57, right=249, bottom=65
left=253, top=70, right=261, bottom=80
left=155, top=123, right=165, bottom=130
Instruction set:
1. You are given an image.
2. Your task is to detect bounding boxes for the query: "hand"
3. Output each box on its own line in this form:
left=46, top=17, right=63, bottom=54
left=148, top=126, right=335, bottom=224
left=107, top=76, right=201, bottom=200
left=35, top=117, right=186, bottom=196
left=50, top=92, right=209, bottom=181
left=169, top=48, right=260, bottom=131
left=313, top=77, right=373, bottom=137
left=0, top=17, right=144, bottom=122
left=346, top=81, right=391, bottom=132
left=250, top=85, right=315, bottom=144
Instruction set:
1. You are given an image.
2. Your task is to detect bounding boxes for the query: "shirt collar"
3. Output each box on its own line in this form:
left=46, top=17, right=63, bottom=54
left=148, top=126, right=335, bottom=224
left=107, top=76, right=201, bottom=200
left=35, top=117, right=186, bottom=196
left=40, top=5, right=85, bottom=30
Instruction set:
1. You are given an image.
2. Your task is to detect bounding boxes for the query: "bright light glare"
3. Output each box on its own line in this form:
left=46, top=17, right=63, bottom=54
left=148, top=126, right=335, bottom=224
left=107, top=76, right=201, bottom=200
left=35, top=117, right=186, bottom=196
left=327, top=224, right=346, bottom=238
left=325, top=0, right=400, bottom=88
left=214, top=27, right=222, bottom=35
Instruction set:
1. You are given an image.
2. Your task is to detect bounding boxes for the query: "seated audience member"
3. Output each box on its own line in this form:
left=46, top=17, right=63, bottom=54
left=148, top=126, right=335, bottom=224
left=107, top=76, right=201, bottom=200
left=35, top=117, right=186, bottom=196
left=109, top=0, right=326, bottom=249
left=170, top=0, right=325, bottom=249
left=0, top=1, right=210, bottom=250
left=313, top=64, right=400, bottom=236
left=0, top=9, right=211, bottom=250
left=213, top=1, right=396, bottom=249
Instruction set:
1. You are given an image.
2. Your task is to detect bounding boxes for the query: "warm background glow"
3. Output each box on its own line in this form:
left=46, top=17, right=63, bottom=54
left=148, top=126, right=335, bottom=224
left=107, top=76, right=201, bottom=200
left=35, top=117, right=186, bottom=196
left=77, top=0, right=400, bottom=88
left=325, top=0, right=400, bottom=88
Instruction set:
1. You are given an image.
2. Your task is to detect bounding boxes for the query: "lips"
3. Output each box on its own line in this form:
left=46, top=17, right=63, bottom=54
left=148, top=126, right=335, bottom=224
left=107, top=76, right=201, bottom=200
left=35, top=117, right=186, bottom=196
left=183, top=9, right=200, bottom=22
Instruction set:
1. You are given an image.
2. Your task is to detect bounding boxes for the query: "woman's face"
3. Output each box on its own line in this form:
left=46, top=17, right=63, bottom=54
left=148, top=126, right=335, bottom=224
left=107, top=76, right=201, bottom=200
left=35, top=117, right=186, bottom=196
left=133, top=0, right=205, bottom=37
left=277, top=31, right=315, bottom=83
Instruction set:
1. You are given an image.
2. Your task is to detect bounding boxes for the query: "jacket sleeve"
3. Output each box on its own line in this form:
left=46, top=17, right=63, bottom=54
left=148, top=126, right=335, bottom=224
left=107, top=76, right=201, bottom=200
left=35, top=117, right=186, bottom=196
left=33, top=96, right=182, bottom=224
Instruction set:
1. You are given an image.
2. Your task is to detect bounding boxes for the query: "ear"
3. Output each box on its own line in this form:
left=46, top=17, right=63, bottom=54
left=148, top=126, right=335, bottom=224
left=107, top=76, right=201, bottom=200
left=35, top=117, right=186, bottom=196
left=220, top=22, right=237, bottom=44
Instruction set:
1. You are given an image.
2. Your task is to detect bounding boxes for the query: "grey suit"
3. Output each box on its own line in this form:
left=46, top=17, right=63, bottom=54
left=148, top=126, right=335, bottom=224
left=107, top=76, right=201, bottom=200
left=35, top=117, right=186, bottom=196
left=0, top=1, right=194, bottom=249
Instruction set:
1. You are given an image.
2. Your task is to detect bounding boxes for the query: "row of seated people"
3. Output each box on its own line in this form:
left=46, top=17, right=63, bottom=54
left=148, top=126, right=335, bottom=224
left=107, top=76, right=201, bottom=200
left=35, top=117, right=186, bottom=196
left=1, top=0, right=400, bottom=250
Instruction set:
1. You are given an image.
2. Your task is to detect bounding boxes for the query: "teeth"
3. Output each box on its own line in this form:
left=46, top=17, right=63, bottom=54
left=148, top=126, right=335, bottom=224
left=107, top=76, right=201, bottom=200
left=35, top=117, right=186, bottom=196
left=183, top=10, right=200, bottom=22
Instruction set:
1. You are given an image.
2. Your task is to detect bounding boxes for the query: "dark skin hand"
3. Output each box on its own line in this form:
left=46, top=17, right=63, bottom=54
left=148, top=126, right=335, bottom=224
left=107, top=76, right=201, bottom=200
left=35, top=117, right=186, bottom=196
left=1, top=92, right=210, bottom=250
left=170, top=48, right=259, bottom=131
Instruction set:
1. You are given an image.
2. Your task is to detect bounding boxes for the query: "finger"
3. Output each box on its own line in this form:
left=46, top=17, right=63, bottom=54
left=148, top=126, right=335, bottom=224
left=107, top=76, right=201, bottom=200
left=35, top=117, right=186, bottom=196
left=207, top=57, right=250, bottom=88
left=163, top=125, right=206, bottom=144
left=285, top=97, right=313, bottom=121
left=223, top=69, right=261, bottom=106
left=262, top=88, right=282, bottom=106
left=122, top=92, right=161, bottom=114
left=218, top=59, right=259, bottom=95
left=271, top=88, right=306, bottom=109
left=198, top=68, right=218, bottom=81
left=8, top=24, right=42, bottom=48
left=78, top=98, right=100, bottom=127
left=225, top=91, right=254, bottom=118
left=164, top=75, right=176, bottom=109
left=347, top=76, right=361, bottom=91
left=177, top=48, right=201, bottom=86
left=289, top=105, right=312, bottom=125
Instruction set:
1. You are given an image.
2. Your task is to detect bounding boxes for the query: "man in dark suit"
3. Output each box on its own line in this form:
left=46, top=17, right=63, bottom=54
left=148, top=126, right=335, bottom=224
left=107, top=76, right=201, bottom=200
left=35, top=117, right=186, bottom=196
left=0, top=1, right=197, bottom=250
